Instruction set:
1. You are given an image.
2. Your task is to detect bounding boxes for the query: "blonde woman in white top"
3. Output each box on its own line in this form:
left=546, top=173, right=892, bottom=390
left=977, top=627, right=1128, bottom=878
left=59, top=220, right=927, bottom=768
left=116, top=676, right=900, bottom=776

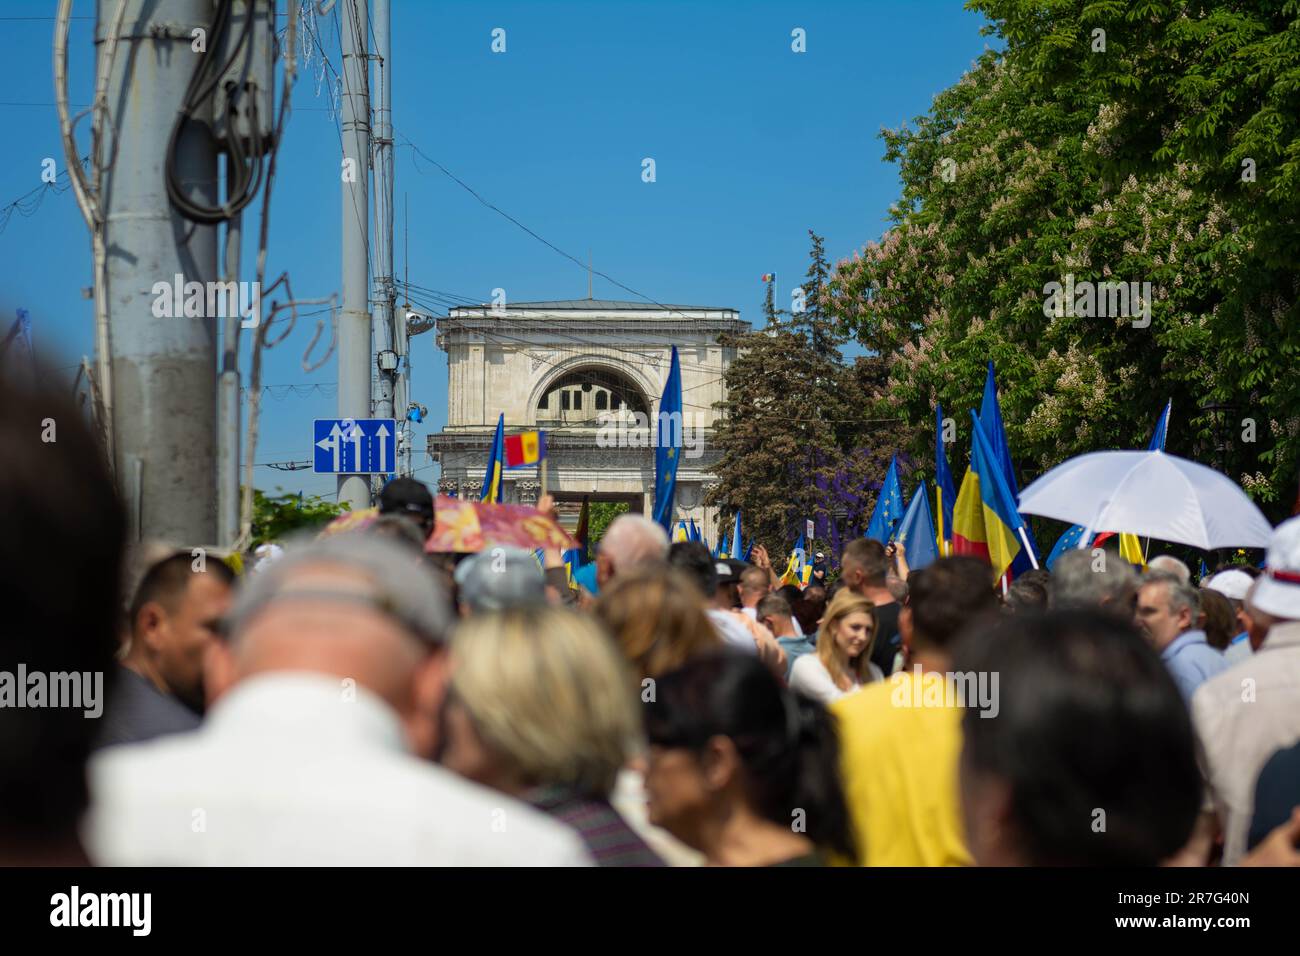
left=789, top=589, right=883, bottom=705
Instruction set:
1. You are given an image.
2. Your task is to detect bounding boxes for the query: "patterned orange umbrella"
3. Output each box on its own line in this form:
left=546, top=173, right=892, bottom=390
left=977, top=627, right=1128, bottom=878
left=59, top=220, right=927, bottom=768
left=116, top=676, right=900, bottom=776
left=317, top=506, right=379, bottom=537
left=425, top=496, right=575, bottom=553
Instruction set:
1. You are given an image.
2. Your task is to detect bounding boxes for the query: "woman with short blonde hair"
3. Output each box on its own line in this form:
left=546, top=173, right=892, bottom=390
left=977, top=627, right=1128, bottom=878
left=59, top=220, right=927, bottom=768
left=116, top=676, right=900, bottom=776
left=439, top=606, right=663, bottom=865
left=789, top=588, right=881, bottom=705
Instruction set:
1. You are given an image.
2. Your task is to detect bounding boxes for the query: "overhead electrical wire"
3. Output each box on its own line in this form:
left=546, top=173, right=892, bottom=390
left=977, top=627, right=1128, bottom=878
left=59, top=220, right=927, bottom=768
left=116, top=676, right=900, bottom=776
left=0, top=155, right=87, bottom=234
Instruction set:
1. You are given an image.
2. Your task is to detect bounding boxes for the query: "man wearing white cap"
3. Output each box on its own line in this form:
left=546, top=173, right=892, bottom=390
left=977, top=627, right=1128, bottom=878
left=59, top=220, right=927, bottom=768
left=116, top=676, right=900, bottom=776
left=1191, top=516, right=1300, bottom=865
left=1203, top=568, right=1255, bottom=664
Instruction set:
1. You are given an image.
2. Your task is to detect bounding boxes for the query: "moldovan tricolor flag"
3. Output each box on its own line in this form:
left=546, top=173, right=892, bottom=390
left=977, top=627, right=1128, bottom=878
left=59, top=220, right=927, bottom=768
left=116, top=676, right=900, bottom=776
left=504, top=430, right=546, bottom=469
left=952, top=411, right=1023, bottom=583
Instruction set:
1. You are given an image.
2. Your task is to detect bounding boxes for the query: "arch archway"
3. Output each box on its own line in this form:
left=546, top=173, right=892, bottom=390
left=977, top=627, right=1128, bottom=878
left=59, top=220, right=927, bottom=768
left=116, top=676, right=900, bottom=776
left=530, top=360, right=654, bottom=427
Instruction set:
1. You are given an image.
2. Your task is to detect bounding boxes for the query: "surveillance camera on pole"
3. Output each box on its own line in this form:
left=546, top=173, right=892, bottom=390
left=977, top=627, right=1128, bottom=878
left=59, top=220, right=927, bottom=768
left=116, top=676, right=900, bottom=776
left=405, top=310, right=437, bottom=336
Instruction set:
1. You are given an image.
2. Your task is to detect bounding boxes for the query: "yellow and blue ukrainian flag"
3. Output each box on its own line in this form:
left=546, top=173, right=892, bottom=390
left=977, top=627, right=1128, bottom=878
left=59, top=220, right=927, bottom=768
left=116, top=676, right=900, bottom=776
left=935, top=402, right=957, bottom=556
left=481, top=413, right=505, bottom=503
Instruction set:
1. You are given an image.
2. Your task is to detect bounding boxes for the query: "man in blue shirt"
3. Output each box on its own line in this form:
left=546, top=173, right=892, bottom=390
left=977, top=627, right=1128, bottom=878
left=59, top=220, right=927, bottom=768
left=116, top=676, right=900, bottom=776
left=757, top=592, right=814, bottom=683
left=1137, top=570, right=1229, bottom=701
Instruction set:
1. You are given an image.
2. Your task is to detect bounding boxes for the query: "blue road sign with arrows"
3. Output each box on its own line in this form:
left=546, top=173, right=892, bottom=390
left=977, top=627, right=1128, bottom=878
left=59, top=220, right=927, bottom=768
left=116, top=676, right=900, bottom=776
left=313, top=418, right=397, bottom=474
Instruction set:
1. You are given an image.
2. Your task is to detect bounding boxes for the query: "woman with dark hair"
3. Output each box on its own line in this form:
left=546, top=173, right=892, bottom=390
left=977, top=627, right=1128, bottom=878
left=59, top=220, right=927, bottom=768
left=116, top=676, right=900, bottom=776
left=642, top=652, right=854, bottom=866
left=793, top=585, right=827, bottom=639
left=954, top=609, right=1203, bottom=866
left=1197, top=586, right=1236, bottom=651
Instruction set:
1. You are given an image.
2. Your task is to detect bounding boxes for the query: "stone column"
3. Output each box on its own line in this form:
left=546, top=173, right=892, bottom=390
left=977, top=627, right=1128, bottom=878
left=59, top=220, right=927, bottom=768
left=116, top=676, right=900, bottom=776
left=517, top=480, right=540, bottom=506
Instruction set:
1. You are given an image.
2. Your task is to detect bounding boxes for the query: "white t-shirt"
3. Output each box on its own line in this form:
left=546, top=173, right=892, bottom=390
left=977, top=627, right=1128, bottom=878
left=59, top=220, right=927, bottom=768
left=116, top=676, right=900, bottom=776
left=707, top=609, right=758, bottom=654
left=86, top=674, right=592, bottom=866
left=788, top=654, right=882, bottom=706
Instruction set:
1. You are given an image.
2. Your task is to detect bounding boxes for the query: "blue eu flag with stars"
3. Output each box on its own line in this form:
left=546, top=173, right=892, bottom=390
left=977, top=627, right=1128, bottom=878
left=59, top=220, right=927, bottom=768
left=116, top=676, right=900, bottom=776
left=652, top=346, right=683, bottom=532
left=866, top=455, right=904, bottom=543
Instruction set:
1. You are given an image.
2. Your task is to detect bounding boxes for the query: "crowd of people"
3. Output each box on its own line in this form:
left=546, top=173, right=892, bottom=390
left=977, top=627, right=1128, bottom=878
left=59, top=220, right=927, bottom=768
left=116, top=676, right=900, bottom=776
left=4, top=373, right=1300, bottom=867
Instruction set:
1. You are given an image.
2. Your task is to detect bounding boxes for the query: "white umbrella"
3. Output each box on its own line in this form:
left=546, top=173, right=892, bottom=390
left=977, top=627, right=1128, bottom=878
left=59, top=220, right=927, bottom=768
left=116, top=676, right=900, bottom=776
left=1018, top=450, right=1273, bottom=550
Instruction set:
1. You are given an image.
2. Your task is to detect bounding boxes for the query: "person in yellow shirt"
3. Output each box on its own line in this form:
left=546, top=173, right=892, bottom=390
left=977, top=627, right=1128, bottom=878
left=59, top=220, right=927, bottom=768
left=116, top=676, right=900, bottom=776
left=832, top=557, right=998, bottom=866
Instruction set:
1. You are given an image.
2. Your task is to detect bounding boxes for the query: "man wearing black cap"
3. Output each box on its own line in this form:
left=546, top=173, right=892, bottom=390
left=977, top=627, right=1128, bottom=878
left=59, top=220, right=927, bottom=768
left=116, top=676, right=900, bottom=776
left=378, top=477, right=435, bottom=540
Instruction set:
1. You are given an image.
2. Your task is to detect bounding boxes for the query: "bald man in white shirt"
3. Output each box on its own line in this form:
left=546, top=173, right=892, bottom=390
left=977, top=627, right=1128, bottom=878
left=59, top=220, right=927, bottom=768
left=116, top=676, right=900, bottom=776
left=85, top=535, right=590, bottom=866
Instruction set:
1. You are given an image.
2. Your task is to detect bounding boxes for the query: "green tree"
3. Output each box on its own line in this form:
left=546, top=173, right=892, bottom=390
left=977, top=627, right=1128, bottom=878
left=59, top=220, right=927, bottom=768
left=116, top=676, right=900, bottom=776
left=587, top=501, right=629, bottom=545
left=794, top=230, right=842, bottom=358
left=709, top=232, right=902, bottom=550
left=762, top=276, right=779, bottom=327
left=250, top=488, right=348, bottom=548
left=827, top=2, right=1295, bottom=520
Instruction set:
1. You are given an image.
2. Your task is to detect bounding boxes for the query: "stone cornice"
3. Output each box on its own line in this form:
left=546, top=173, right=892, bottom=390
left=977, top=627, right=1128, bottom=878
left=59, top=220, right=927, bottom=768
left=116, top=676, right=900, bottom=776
left=428, top=429, right=716, bottom=452
left=436, top=317, right=748, bottom=339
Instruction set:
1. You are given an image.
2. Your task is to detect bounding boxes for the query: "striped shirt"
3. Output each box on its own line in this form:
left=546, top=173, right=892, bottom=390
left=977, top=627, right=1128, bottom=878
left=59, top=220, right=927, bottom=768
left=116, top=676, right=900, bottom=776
left=525, top=785, right=665, bottom=867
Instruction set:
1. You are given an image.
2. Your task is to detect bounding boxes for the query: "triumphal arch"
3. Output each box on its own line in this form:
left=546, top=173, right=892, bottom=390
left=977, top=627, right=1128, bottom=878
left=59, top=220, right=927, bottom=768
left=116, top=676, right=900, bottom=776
left=427, top=299, right=747, bottom=540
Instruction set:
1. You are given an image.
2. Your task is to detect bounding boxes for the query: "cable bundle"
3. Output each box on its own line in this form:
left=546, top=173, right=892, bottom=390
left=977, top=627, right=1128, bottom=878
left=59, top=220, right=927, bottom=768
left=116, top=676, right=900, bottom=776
left=165, top=0, right=269, bottom=224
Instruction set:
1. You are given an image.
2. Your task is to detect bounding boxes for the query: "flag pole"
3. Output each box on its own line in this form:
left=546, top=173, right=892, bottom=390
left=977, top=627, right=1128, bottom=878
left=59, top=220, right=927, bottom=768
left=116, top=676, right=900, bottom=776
left=1078, top=500, right=1107, bottom=550
left=540, top=455, right=548, bottom=500
left=1142, top=401, right=1170, bottom=563
left=1016, top=526, right=1040, bottom=569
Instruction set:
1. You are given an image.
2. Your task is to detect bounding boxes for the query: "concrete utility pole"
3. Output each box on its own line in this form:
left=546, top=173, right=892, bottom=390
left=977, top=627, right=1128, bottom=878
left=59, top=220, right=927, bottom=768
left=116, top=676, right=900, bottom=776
left=339, top=0, right=372, bottom=511
left=371, top=0, right=397, bottom=463
left=98, top=0, right=218, bottom=544
left=217, top=209, right=241, bottom=548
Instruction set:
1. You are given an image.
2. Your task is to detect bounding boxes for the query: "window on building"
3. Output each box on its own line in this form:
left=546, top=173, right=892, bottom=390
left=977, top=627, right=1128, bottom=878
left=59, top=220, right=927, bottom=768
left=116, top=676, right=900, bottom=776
left=537, top=367, right=649, bottom=422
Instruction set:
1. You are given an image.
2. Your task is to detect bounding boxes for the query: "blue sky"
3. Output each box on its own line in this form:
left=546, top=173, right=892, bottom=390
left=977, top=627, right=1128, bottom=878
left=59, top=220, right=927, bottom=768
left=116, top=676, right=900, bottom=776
left=0, top=0, right=991, bottom=498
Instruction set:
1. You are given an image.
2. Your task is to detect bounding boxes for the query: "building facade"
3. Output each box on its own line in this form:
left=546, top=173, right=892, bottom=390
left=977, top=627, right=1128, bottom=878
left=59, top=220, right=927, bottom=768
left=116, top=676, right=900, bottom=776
left=427, top=299, right=747, bottom=540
